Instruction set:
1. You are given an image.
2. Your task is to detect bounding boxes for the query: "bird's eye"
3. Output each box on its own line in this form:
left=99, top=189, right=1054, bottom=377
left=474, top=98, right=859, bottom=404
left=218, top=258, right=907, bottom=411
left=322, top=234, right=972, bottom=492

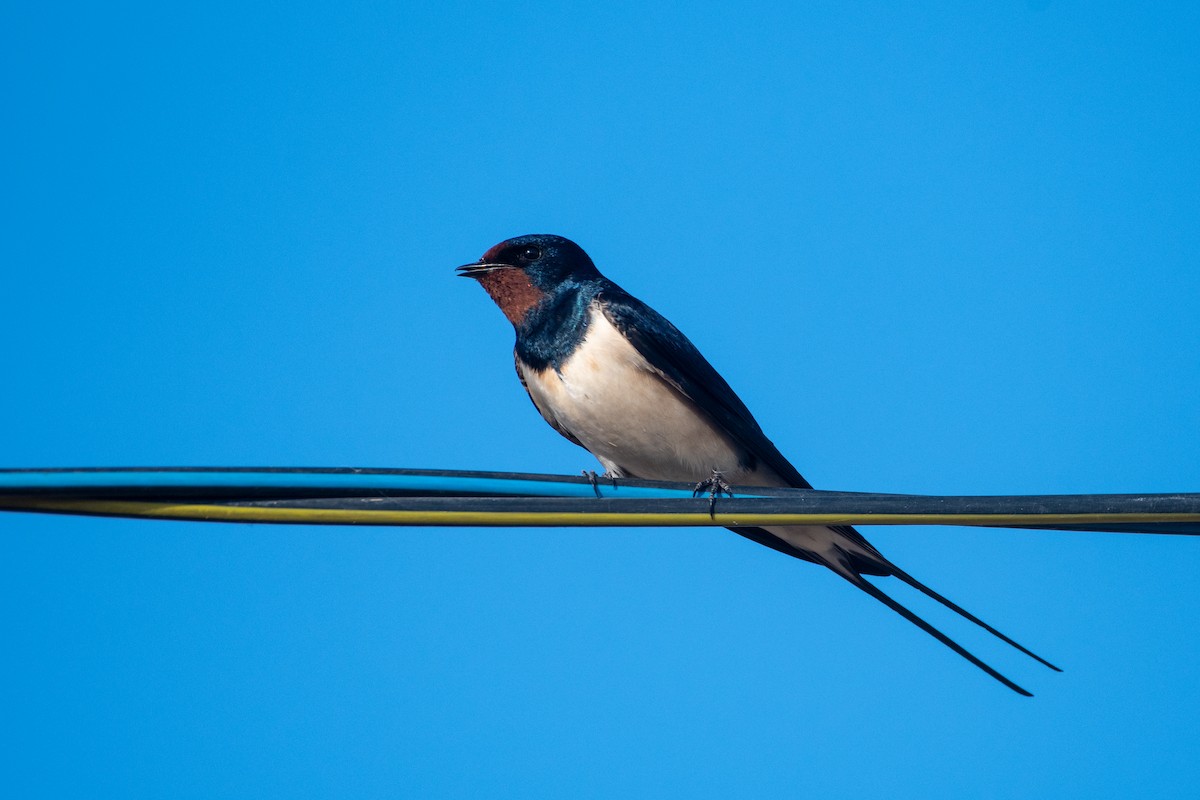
left=518, top=246, right=542, bottom=263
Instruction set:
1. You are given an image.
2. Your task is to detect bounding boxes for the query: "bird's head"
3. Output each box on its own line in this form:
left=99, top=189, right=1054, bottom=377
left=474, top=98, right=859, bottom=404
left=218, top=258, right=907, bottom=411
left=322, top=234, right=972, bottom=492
left=457, top=234, right=599, bottom=325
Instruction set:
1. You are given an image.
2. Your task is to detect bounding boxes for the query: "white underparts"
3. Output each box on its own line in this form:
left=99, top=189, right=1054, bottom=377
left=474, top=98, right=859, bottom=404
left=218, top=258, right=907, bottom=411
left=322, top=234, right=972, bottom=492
left=520, top=304, right=754, bottom=482
left=517, top=303, right=855, bottom=564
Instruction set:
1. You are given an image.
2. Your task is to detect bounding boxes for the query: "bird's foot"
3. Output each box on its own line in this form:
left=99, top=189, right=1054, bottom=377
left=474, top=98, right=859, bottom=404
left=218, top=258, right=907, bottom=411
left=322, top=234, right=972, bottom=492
left=582, top=470, right=618, bottom=498
left=693, top=469, right=734, bottom=518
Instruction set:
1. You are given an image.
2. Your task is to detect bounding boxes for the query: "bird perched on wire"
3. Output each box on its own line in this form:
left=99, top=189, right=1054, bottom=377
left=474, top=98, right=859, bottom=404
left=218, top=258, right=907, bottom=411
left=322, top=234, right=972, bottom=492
left=458, top=233, right=1059, bottom=695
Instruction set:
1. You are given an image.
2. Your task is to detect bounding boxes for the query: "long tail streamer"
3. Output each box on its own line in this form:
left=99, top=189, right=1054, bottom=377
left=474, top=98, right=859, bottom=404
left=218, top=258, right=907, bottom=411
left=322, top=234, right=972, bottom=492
left=2, top=467, right=1198, bottom=533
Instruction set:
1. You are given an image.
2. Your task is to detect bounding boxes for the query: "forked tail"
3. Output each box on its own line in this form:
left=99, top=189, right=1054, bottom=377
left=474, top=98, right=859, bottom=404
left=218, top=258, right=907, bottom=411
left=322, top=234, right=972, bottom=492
left=886, top=564, right=1061, bottom=672
left=836, top=568, right=1034, bottom=696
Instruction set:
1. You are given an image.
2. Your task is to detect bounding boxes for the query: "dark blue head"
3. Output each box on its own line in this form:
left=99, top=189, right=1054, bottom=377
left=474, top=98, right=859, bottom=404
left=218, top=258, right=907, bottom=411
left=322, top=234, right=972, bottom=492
left=457, top=234, right=601, bottom=326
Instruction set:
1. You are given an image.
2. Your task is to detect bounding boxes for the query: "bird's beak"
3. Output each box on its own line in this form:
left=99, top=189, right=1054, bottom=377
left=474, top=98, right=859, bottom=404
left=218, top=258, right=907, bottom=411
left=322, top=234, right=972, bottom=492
left=455, top=261, right=510, bottom=278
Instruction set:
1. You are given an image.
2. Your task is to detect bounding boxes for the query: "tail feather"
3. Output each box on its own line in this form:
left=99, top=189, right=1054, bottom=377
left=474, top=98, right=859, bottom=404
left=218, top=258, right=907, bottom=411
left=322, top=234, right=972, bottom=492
left=886, top=564, right=1062, bottom=672
left=835, top=567, right=1034, bottom=697
left=731, top=525, right=1056, bottom=694
left=825, top=525, right=1061, bottom=672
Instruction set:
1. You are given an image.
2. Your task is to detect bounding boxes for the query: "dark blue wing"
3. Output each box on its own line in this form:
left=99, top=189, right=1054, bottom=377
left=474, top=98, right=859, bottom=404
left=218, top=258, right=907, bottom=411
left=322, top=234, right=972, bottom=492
left=596, top=287, right=814, bottom=490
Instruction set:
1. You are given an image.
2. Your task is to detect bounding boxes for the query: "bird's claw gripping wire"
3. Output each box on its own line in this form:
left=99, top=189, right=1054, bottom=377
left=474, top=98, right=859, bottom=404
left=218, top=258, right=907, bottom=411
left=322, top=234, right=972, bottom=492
left=693, top=469, right=734, bottom=517
left=582, top=470, right=618, bottom=498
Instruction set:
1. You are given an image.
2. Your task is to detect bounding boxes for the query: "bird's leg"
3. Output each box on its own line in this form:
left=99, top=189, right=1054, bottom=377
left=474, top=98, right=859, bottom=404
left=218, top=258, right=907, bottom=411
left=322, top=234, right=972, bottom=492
left=582, top=470, right=602, bottom=498
left=693, top=469, right=734, bottom=518
left=581, top=470, right=618, bottom=498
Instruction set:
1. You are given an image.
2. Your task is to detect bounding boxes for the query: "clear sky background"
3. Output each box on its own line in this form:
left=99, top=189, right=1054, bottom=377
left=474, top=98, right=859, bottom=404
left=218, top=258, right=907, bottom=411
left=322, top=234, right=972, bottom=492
left=3, top=2, right=1199, bottom=797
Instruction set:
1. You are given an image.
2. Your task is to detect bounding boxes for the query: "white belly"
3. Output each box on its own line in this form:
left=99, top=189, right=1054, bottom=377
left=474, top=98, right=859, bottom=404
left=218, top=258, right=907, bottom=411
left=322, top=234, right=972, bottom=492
left=518, top=307, right=856, bottom=564
left=519, top=306, right=747, bottom=482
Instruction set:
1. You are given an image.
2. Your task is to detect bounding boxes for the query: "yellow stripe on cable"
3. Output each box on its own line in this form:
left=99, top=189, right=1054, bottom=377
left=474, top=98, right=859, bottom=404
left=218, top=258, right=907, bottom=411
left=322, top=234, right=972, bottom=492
left=5, top=498, right=1200, bottom=527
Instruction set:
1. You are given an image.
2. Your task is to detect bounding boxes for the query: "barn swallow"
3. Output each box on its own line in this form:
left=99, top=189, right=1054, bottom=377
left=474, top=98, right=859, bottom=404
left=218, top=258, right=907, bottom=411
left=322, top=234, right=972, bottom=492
left=458, top=233, right=1059, bottom=695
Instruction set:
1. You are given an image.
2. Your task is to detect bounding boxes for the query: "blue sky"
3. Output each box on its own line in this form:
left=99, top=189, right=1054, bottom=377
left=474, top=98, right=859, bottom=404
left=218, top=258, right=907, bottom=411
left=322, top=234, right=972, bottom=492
left=3, top=1, right=1199, bottom=797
